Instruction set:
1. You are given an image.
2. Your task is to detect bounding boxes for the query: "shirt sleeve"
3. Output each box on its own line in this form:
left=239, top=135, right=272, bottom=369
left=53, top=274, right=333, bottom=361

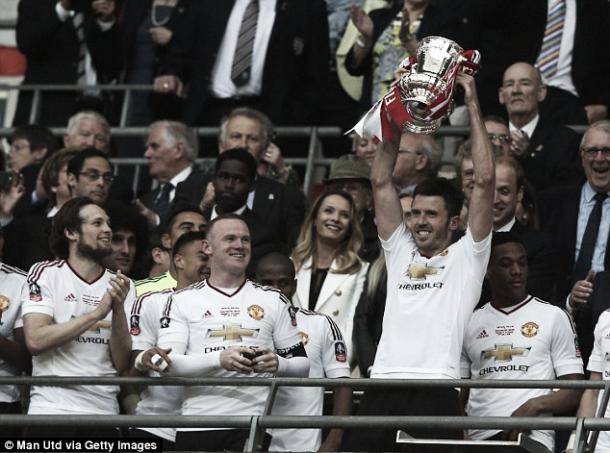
left=131, top=292, right=163, bottom=351
left=272, top=294, right=303, bottom=354
left=380, top=223, right=416, bottom=272
left=21, top=264, right=55, bottom=318
left=156, top=293, right=188, bottom=355
left=461, top=228, right=493, bottom=282
left=320, top=315, right=350, bottom=378
left=551, top=308, right=584, bottom=377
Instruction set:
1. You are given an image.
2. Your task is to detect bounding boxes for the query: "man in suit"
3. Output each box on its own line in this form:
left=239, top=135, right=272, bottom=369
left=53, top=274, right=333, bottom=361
left=136, top=120, right=201, bottom=228
left=391, top=131, right=442, bottom=194
left=499, top=62, right=582, bottom=192
left=208, top=148, right=285, bottom=275
left=13, top=0, right=121, bottom=127
left=152, top=0, right=329, bottom=126
left=540, top=120, right=610, bottom=363
left=483, top=155, right=557, bottom=303
left=463, top=0, right=610, bottom=124
left=175, top=111, right=306, bottom=248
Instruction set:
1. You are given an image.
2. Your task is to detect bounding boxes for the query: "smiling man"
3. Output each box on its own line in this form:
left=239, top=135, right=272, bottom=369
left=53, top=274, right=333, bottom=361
left=540, top=120, right=610, bottom=364
left=461, top=233, right=583, bottom=451
left=21, top=197, right=135, bottom=438
left=148, top=214, right=308, bottom=452
left=499, top=62, right=582, bottom=191
left=342, top=74, right=494, bottom=451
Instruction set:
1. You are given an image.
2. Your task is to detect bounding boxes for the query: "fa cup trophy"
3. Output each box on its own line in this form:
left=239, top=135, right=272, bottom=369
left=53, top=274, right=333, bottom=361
left=349, top=36, right=481, bottom=140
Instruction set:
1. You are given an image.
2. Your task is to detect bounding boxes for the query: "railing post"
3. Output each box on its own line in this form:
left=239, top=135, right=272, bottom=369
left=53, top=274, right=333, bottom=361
left=303, top=127, right=317, bottom=197
left=587, top=381, right=610, bottom=452
left=246, top=415, right=262, bottom=452
left=28, top=88, right=41, bottom=125
left=574, top=417, right=586, bottom=453
left=119, top=88, right=132, bottom=128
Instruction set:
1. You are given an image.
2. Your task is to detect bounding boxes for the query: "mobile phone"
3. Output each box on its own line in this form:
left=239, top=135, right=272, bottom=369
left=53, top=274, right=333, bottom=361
left=0, top=172, right=14, bottom=192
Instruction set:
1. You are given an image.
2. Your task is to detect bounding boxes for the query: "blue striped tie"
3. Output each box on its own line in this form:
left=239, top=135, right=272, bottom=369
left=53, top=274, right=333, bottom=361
left=535, top=0, right=566, bottom=79
left=72, top=13, right=87, bottom=85
left=231, top=0, right=259, bottom=87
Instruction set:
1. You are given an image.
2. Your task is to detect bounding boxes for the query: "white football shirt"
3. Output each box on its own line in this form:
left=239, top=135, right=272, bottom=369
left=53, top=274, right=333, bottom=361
left=157, top=279, right=302, bottom=430
left=587, top=310, right=610, bottom=453
left=462, top=296, right=583, bottom=450
left=269, top=308, right=351, bottom=451
left=22, top=260, right=136, bottom=415
left=130, top=288, right=182, bottom=442
left=372, top=223, right=491, bottom=379
left=0, top=263, right=27, bottom=403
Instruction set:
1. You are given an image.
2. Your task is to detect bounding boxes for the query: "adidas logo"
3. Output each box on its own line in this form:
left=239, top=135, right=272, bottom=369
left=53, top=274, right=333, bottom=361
left=476, top=329, right=489, bottom=339
left=202, top=309, right=213, bottom=319
left=64, top=293, right=77, bottom=303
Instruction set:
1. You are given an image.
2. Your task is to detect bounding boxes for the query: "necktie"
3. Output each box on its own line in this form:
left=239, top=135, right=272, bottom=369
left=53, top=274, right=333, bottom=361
left=231, top=0, right=259, bottom=87
left=154, top=182, right=174, bottom=221
left=72, top=13, right=87, bottom=85
left=573, top=192, right=608, bottom=282
left=535, top=0, right=566, bottom=80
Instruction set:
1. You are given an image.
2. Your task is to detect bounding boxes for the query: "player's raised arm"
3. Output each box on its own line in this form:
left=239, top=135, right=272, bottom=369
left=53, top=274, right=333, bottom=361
left=371, top=121, right=404, bottom=240
left=460, top=73, right=495, bottom=242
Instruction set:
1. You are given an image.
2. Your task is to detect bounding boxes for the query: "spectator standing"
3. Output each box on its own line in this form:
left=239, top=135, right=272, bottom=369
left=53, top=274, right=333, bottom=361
left=291, top=190, right=369, bottom=368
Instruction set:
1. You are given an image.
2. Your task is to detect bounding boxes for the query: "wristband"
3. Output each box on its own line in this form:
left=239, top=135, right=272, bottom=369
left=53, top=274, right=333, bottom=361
left=134, top=350, right=146, bottom=372
left=355, top=37, right=370, bottom=48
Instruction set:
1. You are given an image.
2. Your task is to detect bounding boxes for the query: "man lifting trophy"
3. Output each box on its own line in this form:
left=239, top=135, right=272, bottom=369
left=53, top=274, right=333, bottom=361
left=350, top=36, right=481, bottom=139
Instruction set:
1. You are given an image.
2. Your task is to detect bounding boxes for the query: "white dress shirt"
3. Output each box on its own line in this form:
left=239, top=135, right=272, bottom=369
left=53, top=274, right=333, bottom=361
left=210, top=0, right=277, bottom=98
left=509, top=114, right=540, bottom=138
left=542, top=0, right=577, bottom=96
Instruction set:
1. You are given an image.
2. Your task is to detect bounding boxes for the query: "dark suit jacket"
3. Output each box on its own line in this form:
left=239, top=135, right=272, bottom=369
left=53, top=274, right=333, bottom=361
left=139, top=168, right=203, bottom=226
left=14, top=0, right=122, bottom=126
left=175, top=170, right=306, bottom=248
left=572, top=271, right=610, bottom=367
left=462, top=0, right=610, bottom=116
left=161, top=0, right=329, bottom=125
left=479, top=220, right=558, bottom=306
left=353, top=264, right=386, bottom=377
left=539, top=184, right=610, bottom=304
left=3, top=205, right=53, bottom=271
left=520, top=117, right=582, bottom=192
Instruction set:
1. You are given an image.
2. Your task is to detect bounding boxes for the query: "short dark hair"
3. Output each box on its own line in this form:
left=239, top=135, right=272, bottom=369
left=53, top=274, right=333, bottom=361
left=495, top=155, right=525, bottom=191
left=105, top=202, right=149, bottom=260
left=413, top=178, right=464, bottom=218
left=205, top=213, right=249, bottom=240
left=255, top=252, right=295, bottom=280
left=49, top=197, right=97, bottom=259
left=163, top=204, right=204, bottom=234
left=490, top=232, right=526, bottom=258
left=11, top=124, right=59, bottom=155
left=482, top=115, right=508, bottom=127
left=67, top=147, right=112, bottom=177
left=172, top=230, right=206, bottom=258
left=215, top=148, right=257, bottom=182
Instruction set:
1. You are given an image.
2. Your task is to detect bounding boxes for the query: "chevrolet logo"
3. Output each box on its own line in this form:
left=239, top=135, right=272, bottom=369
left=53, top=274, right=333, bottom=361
left=481, top=344, right=531, bottom=362
left=207, top=323, right=259, bottom=341
left=88, top=320, right=112, bottom=333
left=406, top=263, right=444, bottom=280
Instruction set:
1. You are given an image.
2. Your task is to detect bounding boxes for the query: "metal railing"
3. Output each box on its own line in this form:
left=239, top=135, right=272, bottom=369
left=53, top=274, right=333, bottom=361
left=0, top=83, right=591, bottom=196
left=0, top=376, right=607, bottom=453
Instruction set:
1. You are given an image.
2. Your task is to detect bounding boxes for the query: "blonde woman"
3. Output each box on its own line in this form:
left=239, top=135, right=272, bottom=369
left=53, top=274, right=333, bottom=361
left=292, top=191, right=369, bottom=367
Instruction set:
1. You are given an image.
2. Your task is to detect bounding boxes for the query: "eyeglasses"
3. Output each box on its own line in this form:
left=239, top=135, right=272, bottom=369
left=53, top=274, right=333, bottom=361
left=79, top=171, right=114, bottom=183
left=488, top=133, right=511, bottom=144
left=582, top=147, right=610, bottom=159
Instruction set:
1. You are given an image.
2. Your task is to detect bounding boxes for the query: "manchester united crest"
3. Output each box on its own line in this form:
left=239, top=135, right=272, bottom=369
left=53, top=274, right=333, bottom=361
left=299, top=331, right=309, bottom=346
left=248, top=304, right=265, bottom=321
left=521, top=321, right=539, bottom=338
left=0, top=295, right=9, bottom=312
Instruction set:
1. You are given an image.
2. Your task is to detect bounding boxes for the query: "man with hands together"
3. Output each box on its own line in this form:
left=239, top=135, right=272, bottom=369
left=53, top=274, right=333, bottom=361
left=21, top=197, right=135, bottom=438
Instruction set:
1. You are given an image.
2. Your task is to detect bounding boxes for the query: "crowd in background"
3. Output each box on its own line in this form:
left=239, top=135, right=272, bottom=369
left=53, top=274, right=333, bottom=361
left=1, top=0, right=610, bottom=451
